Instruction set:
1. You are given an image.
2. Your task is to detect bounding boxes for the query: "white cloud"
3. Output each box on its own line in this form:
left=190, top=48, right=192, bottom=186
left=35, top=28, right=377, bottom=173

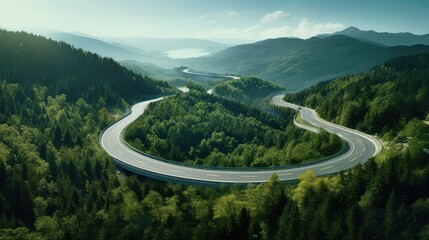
left=260, top=10, right=290, bottom=24
left=196, top=17, right=344, bottom=41
left=292, top=18, right=344, bottom=38
left=260, top=25, right=291, bottom=39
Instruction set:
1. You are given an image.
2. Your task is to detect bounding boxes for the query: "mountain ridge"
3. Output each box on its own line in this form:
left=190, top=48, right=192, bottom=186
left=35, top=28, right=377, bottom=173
left=182, top=35, right=429, bottom=91
left=323, top=26, right=429, bottom=46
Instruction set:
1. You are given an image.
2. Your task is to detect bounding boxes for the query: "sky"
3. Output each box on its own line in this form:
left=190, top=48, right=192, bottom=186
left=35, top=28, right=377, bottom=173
left=1, top=0, right=428, bottom=43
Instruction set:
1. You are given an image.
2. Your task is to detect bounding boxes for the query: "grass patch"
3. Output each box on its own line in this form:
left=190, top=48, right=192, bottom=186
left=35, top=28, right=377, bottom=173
left=296, top=111, right=319, bottom=130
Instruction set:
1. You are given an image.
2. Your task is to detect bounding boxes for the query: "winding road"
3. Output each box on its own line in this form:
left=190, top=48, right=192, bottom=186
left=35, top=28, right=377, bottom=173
left=100, top=70, right=382, bottom=186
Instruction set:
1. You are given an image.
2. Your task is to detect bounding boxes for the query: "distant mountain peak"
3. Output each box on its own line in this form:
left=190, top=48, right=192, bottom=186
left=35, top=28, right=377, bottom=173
left=341, top=26, right=361, bottom=34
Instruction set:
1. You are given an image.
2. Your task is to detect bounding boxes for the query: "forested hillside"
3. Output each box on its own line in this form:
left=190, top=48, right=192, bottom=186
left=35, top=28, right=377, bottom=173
left=0, top=29, right=176, bottom=105
left=125, top=91, right=341, bottom=167
left=213, top=77, right=284, bottom=105
left=284, top=53, right=429, bottom=138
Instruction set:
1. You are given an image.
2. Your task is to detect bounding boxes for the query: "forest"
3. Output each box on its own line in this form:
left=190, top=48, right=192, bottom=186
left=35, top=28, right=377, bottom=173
left=0, top=29, right=177, bottom=105
left=125, top=90, right=342, bottom=167
left=284, top=54, right=429, bottom=138
left=0, top=30, right=429, bottom=239
left=212, top=77, right=284, bottom=105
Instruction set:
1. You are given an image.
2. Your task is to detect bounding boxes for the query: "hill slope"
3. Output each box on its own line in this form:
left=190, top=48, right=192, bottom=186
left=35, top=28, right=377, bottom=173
left=326, top=26, right=429, bottom=46
left=0, top=29, right=176, bottom=104
left=0, top=29, right=176, bottom=237
left=183, top=35, right=429, bottom=91
left=284, top=53, right=429, bottom=136
left=213, top=77, right=284, bottom=104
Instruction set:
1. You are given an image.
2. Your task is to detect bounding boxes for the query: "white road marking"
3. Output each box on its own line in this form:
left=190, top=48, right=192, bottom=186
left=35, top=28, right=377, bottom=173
left=319, top=166, right=334, bottom=171
left=206, top=174, right=220, bottom=177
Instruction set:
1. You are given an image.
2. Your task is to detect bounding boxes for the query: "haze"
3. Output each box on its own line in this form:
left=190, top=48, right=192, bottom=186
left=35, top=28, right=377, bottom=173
left=1, top=0, right=428, bottom=43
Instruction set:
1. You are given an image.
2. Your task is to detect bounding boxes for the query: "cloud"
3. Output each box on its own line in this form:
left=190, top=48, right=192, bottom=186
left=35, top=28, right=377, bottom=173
left=260, top=10, right=290, bottom=24
left=292, top=18, right=344, bottom=38
left=199, top=17, right=344, bottom=41
left=260, top=25, right=291, bottom=39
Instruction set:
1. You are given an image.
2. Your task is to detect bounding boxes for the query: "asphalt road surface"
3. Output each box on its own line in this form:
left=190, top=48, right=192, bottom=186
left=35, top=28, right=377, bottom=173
left=100, top=72, right=382, bottom=186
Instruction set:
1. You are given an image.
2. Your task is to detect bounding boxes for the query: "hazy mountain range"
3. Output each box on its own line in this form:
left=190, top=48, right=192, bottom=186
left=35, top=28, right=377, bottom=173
left=44, top=28, right=429, bottom=91
left=46, top=32, right=176, bottom=68
left=183, top=35, right=429, bottom=91
left=322, top=26, right=429, bottom=46
left=45, top=32, right=232, bottom=67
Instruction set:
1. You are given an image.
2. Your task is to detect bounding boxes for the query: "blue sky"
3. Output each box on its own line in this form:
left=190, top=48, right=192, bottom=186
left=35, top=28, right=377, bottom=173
left=1, top=0, right=428, bottom=42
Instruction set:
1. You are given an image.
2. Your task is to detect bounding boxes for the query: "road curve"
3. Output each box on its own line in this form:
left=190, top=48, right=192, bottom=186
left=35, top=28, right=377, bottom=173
left=100, top=75, right=382, bottom=186
left=183, top=68, right=240, bottom=80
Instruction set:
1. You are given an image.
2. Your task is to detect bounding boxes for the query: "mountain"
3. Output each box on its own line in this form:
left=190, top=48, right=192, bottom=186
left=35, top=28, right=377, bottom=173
left=325, top=26, right=429, bottom=46
left=46, top=32, right=175, bottom=68
left=0, top=29, right=176, bottom=104
left=183, top=35, right=429, bottom=91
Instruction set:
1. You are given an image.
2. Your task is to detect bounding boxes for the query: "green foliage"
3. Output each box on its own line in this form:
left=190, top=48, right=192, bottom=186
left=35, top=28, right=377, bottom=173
left=125, top=91, right=342, bottom=167
left=285, top=53, right=429, bottom=136
left=0, top=29, right=176, bottom=105
left=185, top=81, right=206, bottom=93
left=213, top=77, right=284, bottom=105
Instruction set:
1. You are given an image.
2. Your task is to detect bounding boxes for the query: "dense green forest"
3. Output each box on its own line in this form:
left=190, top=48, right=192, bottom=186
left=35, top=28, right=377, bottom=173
left=1, top=30, right=429, bottom=239
left=0, top=29, right=177, bottom=105
left=125, top=90, right=342, bottom=167
left=284, top=53, right=429, bottom=138
left=213, top=77, right=284, bottom=105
